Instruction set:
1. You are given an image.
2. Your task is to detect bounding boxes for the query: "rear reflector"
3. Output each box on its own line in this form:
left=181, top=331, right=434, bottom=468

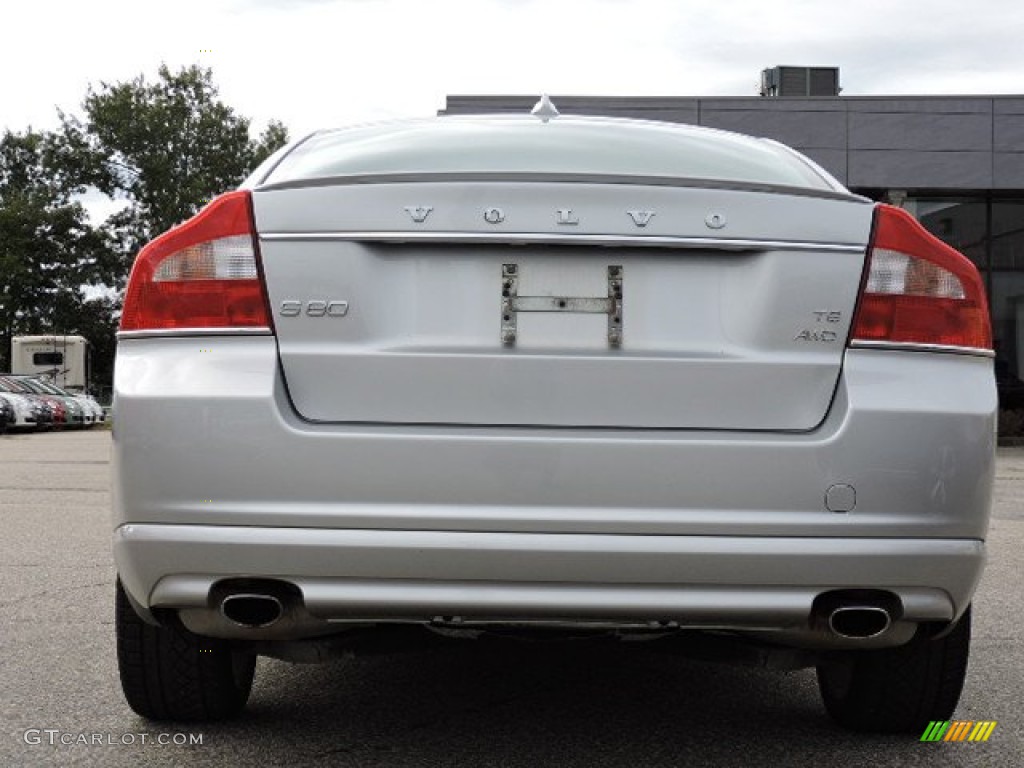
left=120, top=191, right=270, bottom=332
left=851, top=205, right=991, bottom=351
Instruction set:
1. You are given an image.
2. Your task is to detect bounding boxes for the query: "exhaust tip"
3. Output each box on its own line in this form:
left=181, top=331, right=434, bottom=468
left=221, top=594, right=284, bottom=628
left=828, top=606, right=891, bottom=639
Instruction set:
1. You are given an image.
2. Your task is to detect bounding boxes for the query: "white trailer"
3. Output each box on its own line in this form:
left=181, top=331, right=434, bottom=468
left=10, top=335, right=90, bottom=392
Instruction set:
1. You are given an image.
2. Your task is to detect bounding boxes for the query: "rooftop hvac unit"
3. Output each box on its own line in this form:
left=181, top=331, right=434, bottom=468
left=760, top=66, right=840, bottom=97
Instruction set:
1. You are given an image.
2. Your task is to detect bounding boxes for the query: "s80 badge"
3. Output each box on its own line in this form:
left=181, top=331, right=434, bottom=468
left=279, top=300, right=349, bottom=317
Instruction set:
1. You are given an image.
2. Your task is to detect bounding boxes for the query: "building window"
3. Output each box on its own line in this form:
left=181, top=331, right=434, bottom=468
left=991, top=200, right=1024, bottom=270
left=990, top=271, right=1024, bottom=407
left=898, top=196, right=1024, bottom=408
left=902, top=198, right=987, bottom=269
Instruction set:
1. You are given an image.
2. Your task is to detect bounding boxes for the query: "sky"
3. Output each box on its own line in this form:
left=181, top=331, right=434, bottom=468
left=4, top=0, right=1024, bottom=143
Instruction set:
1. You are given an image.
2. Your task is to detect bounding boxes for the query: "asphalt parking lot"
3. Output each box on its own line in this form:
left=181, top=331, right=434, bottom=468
left=1, top=430, right=1022, bottom=767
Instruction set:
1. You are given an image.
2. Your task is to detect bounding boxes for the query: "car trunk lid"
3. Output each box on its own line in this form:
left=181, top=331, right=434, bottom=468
left=253, top=181, right=872, bottom=431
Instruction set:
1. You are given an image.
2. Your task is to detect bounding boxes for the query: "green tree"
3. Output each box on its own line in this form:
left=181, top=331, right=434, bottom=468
left=0, top=129, right=112, bottom=374
left=1, top=65, right=287, bottom=390
left=63, top=64, right=289, bottom=269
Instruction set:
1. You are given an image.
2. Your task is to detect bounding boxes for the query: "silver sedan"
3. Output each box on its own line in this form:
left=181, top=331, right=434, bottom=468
left=112, top=101, right=994, bottom=731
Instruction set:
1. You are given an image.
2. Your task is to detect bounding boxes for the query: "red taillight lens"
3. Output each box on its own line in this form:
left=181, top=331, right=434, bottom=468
left=120, top=191, right=270, bottom=331
left=851, top=204, right=991, bottom=351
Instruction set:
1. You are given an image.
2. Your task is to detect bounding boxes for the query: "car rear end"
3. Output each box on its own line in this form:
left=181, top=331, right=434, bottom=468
left=76, top=394, right=104, bottom=425
left=112, top=114, right=995, bottom=727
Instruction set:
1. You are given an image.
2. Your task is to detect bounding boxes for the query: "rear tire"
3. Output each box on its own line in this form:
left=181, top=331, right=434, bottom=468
left=116, top=578, right=256, bottom=721
left=816, top=605, right=971, bottom=733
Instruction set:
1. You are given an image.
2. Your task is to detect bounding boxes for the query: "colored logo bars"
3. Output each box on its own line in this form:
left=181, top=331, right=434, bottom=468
left=920, top=721, right=997, bottom=742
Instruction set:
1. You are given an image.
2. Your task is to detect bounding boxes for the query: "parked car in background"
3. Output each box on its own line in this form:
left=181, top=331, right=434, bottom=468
left=0, top=389, right=42, bottom=430
left=8, top=375, right=102, bottom=427
left=8, top=376, right=86, bottom=428
left=74, top=390, right=105, bottom=424
left=0, top=373, right=105, bottom=430
left=113, top=106, right=995, bottom=732
left=0, top=396, right=11, bottom=432
left=74, top=390, right=105, bottom=425
left=0, top=379, right=47, bottom=430
left=0, top=376, right=65, bottom=428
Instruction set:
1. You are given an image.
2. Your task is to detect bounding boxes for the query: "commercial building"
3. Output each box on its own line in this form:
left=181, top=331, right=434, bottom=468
left=442, top=68, right=1024, bottom=403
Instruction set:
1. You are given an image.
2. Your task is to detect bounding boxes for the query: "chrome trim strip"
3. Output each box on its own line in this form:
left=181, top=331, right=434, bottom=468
left=255, top=171, right=867, bottom=202
left=258, top=231, right=866, bottom=253
left=849, top=340, right=995, bottom=358
left=117, top=328, right=273, bottom=340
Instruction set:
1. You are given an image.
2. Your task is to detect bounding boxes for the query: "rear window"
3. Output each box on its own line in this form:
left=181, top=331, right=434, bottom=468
left=262, top=116, right=835, bottom=192
left=33, top=352, right=63, bottom=366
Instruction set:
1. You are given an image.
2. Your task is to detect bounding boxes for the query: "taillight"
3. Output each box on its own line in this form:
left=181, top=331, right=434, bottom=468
left=851, top=204, right=991, bottom=351
left=120, top=191, right=270, bottom=332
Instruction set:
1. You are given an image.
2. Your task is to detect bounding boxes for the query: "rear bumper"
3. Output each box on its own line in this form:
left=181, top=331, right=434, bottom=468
left=112, top=336, right=996, bottom=635
left=117, top=523, right=981, bottom=627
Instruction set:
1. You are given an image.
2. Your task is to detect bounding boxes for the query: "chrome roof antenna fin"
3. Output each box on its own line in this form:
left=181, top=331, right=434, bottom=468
left=530, top=94, right=560, bottom=123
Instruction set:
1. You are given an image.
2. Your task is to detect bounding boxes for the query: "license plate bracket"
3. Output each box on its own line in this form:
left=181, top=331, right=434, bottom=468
left=501, top=263, right=623, bottom=347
